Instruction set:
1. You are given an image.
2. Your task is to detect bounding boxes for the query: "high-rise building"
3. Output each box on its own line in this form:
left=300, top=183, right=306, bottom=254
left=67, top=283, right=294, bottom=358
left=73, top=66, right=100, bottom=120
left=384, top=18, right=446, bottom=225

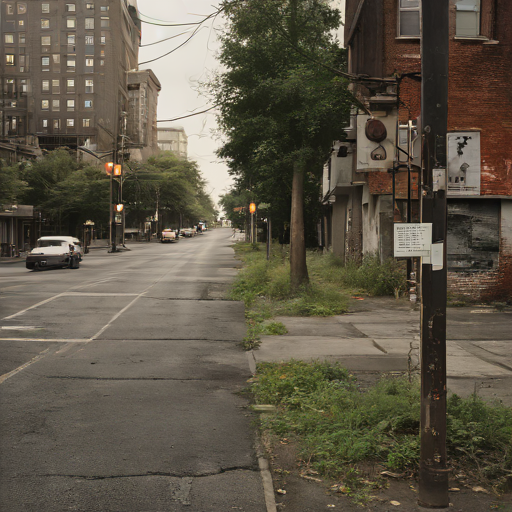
left=0, top=0, right=158, bottom=161
left=157, top=127, right=188, bottom=159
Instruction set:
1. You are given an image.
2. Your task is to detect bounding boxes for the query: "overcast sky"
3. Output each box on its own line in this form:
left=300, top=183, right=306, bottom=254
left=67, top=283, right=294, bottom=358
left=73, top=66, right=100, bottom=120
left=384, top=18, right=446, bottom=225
left=137, top=0, right=345, bottom=210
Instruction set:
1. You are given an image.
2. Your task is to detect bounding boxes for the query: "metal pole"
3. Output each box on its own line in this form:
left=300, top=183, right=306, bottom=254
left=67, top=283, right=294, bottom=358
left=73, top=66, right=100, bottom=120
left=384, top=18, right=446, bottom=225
left=419, top=0, right=449, bottom=507
left=251, top=212, right=254, bottom=244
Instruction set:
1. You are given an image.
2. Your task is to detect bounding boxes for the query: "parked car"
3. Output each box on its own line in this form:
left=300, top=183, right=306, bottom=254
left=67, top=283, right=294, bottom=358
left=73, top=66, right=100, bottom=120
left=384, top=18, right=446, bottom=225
left=26, top=236, right=81, bottom=270
left=161, top=229, right=178, bottom=243
left=181, top=228, right=196, bottom=238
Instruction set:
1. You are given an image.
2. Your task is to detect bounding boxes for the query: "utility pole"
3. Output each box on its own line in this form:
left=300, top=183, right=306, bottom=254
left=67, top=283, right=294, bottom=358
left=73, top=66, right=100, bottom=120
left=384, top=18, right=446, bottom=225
left=419, top=0, right=450, bottom=507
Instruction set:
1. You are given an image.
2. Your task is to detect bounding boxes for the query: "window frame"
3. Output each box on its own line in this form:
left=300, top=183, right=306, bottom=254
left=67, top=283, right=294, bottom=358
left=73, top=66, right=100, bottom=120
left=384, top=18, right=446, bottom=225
left=397, top=0, right=421, bottom=39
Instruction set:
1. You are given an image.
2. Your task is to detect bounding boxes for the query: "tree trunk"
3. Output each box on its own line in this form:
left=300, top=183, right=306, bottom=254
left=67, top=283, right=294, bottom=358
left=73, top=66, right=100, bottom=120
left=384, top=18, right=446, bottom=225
left=290, top=160, right=309, bottom=291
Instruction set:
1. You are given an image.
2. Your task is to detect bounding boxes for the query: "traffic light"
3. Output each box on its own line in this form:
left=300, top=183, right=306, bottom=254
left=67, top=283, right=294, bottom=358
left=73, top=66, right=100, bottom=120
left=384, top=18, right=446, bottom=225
left=249, top=202, right=256, bottom=214
left=115, top=204, right=124, bottom=212
left=113, top=164, right=122, bottom=176
left=105, top=162, right=114, bottom=175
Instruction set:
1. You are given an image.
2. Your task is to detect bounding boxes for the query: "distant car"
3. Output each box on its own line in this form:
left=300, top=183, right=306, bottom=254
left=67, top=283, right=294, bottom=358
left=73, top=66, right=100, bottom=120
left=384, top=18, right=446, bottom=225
left=161, top=229, right=178, bottom=243
left=26, top=236, right=81, bottom=270
left=181, top=228, right=196, bottom=238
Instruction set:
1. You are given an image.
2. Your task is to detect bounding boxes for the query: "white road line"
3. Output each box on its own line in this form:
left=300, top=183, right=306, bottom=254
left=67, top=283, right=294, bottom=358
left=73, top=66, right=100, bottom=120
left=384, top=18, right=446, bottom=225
left=2, top=294, right=65, bottom=320
left=0, top=348, right=52, bottom=385
left=61, top=292, right=139, bottom=297
left=0, top=338, right=88, bottom=343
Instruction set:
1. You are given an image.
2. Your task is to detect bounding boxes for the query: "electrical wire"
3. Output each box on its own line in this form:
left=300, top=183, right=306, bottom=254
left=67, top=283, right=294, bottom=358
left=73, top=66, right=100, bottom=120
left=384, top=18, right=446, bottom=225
left=157, top=106, right=217, bottom=123
left=138, top=8, right=222, bottom=27
left=140, top=29, right=193, bottom=47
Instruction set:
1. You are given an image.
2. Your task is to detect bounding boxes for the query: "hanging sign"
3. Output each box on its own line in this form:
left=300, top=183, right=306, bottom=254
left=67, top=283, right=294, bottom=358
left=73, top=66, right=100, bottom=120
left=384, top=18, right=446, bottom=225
left=394, top=223, right=432, bottom=257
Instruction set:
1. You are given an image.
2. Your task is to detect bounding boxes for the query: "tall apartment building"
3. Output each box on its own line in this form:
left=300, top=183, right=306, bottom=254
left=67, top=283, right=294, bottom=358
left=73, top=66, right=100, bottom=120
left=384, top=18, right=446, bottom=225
left=1, top=0, right=158, bottom=161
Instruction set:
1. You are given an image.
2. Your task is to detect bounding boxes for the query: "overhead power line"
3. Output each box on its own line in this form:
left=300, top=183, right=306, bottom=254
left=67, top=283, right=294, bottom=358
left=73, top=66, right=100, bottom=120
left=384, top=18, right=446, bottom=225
left=157, top=106, right=217, bottom=123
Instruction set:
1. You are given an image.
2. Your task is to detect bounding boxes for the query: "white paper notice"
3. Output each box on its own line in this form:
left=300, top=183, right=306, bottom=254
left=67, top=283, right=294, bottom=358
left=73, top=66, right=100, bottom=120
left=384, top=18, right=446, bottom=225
left=431, top=242, right=444, bottom=271
left=394, top=223, right=432, bottom=258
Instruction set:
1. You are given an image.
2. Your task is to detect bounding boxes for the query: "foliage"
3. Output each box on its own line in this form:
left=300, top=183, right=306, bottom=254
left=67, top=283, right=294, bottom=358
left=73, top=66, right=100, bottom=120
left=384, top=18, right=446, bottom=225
left=209, top=0, right=354, bottom=283
left=251, top=361, right=512, bottom=494
left=218, top=189, right=252, bottom=229
left=0, top=161, right=28, bottom=204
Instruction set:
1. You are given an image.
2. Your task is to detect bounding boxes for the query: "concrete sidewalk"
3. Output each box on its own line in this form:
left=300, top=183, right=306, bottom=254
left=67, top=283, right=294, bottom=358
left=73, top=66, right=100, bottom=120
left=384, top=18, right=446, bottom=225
left=250, top=297, right=512, bottom=406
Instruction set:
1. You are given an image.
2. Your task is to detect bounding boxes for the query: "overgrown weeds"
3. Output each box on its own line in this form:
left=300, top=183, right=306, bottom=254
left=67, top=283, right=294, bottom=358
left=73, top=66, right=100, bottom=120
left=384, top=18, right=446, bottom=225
left=230, top=243, right=407, bottom=348
left=251, top=360, right=512, bottom=502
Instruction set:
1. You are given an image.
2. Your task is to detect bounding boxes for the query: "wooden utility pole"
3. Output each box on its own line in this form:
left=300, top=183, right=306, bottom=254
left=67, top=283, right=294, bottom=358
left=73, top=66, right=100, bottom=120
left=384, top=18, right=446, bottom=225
left=419, top=0, right=450, bottom=507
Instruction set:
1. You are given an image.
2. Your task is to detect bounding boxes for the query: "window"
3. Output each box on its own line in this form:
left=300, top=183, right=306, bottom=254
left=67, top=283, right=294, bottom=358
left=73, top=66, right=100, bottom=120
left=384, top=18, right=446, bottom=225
left=67, top=18, right=76, bottom=28
left=18, top=20, right=24, bottom=26
left=100, top=34, right=106, bottom=44
left=66, top=4, right=76, bottom=12
left=67, top=79, right=75, bottom=91
left=85, top=35, right=94, bottom=45
left=42, top=56, right=50, bottom=66
left=41, top=100, right=49, bottom=110
left=85, top=18, right=94, bottom=29
left=456, top=0, right=481, bottom=37
left=53, top=54, right=60, bottom=64
left=100, top=17, right=110, bottom=28
left=67, top=34, right=76, bottom=45
left=52, top=80, right=60, bottom=93
left=17, top=3, right=27, bottom=14
left=6, top=55, right=15, bottom=65
left=83, top=118, right=91, bottom=127
left=85, top=79, right=94, bottom=93
left=100, top=5, right=109, bottom=11
left=398, top=0, right=421, bottom=37
left=86, top=3, right=94, bottom=9
left=84, top=100, right=93, bottom=108
left=41, top=19, right=50, bottom=28
left=85, top=58, right=94, bottom=68
left=67, top=99, right=75, bottom=111
left=5, top=34, right=14, bottom=44
left=19, top=33, right=25, bottom=43
left=41, top=36, right=51, bottom=46
left=42, top=80, right=50, bottom=91
left=67, top=58, right=76, bottom=70
left=42, top=3, right=50, bottom=13
left=43, top=119, right=48, bottom=128
left=67, top=119, right=75, bottom=127
left=100, top=59, right=105, bottom=66
left=6, top=4, right=14, bottom=14
left=52, top=99, right=60, bottom=111
left=53, top=119, right=59, bottom=130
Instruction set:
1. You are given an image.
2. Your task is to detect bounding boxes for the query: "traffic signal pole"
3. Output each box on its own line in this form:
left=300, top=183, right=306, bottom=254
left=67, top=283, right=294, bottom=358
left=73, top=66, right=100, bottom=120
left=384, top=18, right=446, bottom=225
left=419, top=0, right=450, bottom=507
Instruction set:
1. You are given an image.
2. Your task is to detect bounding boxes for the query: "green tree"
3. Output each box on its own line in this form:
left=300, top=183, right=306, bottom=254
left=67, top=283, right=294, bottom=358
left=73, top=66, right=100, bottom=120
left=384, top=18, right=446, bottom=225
left=210, top=0, right=353, bottom=290
left=0, top=161, right=28, bottom=204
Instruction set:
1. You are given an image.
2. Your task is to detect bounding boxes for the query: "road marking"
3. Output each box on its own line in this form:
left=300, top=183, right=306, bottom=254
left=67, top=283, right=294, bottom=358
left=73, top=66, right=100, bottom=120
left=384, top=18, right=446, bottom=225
left=61, top=292, right=139, bottom=297
left=2, top=294, right=65, bottom=320
left=0, top=348, right=52, bottom=385
left=0, top=338, right=88, bottom=343
left=1, top=326, right=40, bottom=330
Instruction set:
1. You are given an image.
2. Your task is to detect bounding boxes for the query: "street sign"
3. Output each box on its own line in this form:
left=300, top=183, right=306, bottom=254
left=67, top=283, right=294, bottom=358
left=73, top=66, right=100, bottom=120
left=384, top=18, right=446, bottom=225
left=394, top=223, right=432, bottom=257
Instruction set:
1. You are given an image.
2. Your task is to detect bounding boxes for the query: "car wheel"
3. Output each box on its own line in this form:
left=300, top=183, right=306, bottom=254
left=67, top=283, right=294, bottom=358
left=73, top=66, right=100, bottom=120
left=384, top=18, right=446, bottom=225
left=26, top=262, right=35, bottom=270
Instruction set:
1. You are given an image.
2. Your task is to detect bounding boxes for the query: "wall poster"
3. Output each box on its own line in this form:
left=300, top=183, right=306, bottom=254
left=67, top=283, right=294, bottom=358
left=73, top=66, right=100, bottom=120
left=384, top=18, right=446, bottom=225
left=447, top=131, right=481, bottom=196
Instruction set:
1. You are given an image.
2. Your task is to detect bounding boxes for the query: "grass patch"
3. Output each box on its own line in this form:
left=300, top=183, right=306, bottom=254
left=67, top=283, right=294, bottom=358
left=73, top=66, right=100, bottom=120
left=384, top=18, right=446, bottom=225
left=251, top=360, right=512, bottom=501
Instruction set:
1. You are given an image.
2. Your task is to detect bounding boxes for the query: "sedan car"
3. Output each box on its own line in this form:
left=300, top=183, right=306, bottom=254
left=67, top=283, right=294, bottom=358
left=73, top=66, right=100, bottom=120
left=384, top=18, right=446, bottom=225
left=26, top=237, right=81, bottom=270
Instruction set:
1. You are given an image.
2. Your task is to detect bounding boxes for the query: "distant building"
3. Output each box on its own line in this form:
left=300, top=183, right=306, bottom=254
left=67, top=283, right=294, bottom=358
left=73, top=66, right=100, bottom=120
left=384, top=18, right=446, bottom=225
left=157, top=127, right=188, bottom=159
left=0, top=0, right=159, bottom=162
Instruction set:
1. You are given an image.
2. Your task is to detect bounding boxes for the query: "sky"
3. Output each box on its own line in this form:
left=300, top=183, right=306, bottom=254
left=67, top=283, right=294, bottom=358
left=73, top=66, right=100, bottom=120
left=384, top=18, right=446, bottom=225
left=136, top=0, right=346, bottom=210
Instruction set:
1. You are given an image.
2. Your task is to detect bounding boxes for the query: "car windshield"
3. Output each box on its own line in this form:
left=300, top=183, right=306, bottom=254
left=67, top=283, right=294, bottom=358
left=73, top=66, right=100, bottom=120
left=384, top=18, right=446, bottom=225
left=37, top=240, right=67, bottom=248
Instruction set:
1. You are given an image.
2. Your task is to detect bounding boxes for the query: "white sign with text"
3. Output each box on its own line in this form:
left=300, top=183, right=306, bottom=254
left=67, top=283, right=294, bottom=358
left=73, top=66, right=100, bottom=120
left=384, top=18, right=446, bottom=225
left=394, top=223, right=432, bottom=258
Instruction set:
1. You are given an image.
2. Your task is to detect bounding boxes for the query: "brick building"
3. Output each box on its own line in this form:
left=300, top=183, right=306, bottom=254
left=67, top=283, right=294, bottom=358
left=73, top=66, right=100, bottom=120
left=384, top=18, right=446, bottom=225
left=0, top=0, right=159, bottom=162
left=322, top=0, right=512, bottom=300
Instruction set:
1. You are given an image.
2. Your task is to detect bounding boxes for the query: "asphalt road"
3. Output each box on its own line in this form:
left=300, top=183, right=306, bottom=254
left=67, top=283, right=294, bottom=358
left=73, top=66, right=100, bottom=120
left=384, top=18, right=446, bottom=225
left=0, top=230, right=267, bottom=512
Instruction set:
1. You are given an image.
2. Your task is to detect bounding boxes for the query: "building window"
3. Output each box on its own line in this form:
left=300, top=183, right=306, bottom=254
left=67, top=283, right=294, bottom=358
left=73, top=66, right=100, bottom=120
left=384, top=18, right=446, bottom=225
left=67, top=18, right=76, bottom=28
left=86, top=3, right=94, bottom=9
left=41, top=36, right=51, bottom=46
left=53, top=119, right=60, bottom=130
left=41, top=56, right=50, bottom=66
left=42, top=80, right=50, bottom=92
left=85, top=17, right=95, bottom=29
left=85, top=35, right=94, bottom=45
left=456, top=0, right=481, bottom=37
left=67, top=34, right=76, bottom=45
left=19, top=33, right=25, bottom=43
left=42, top=3, right=50, bottom=13
left=100, top=34, right=106, bottom=44
left=66, top=4, right=76, bottom=12
left=52, top=99, right=60, bottom=111
left=83, top=118, right=91, bottom=127
left=85, top=79, right=94, bottom=93
left=398, top=0, right=421, bottom=37
left=18, top=20, right=24, bottom=26
left=6, top=4, right=14, bottom=14
left=67, top=119, right=75, bottom=127
left=100, top=59, right=105, bottom=66
left=67, top=99, right=75, bottom=111
left=100, top=5, right=109, bottom=11
left=43, top=119, right=48, bottom=128
left=52, top=79, right=60, bottom=93
left=67, top=79, right=75, bottom=92
left=100, top=17, right=110, bottom=28
left=67, top=57, right=76, bottom=69
left=53, top=54, right=60, bottom=64
left=84, top=100, right=93, bottom=108
left=17, top=3, right=27, bottom=14
left=85, top=58, right=94, bottom=68
left=41, top=100, right=49, bottom=110
left=6, top=55, right=15, bottom=65
left=5, top=34, right=14, bottom=44
left=41, top=19, right=50, bottom=29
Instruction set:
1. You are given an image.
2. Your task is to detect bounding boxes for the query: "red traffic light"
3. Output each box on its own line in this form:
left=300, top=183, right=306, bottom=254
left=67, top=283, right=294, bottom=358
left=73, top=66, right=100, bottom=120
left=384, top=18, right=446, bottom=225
left=115, top=204, right=124, bottom=212
left=249, top=202, right=256, bottom=214
left=105, top=162, right=114, bottom=175
left=113, top=164, right=122, bottom=176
